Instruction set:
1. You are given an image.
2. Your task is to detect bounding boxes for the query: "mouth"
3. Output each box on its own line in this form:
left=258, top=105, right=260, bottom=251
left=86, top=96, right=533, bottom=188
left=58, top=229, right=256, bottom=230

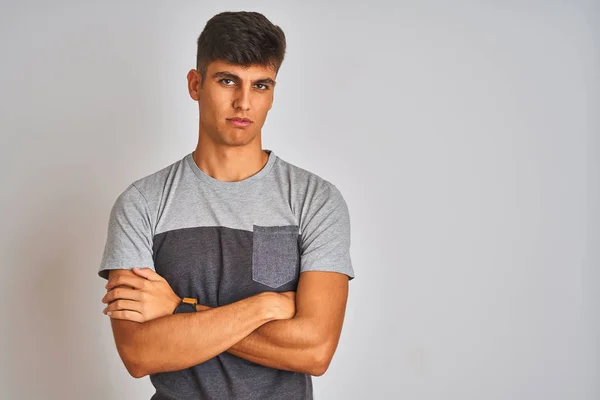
left=227, top=118, right=252, bottom=127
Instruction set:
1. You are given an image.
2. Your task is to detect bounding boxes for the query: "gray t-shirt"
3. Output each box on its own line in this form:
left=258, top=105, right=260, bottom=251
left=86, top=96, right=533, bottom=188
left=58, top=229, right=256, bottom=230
left=98, top=149, right=355, bottom=400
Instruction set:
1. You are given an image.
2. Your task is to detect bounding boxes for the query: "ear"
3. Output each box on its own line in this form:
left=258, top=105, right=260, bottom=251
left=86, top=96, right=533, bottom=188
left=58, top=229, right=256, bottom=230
left=187, top=69, right=201, bottom=101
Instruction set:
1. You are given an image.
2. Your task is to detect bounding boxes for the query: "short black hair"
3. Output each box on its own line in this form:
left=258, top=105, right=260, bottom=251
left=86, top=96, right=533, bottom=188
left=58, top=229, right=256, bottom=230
left=196, top=11, right=287, bottom=87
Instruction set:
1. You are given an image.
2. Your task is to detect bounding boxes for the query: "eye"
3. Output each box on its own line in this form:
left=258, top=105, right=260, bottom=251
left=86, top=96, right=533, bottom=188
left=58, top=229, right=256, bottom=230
left=255, top=83, right=269, bottom=90
left=220, top=78, right=235, bottom=85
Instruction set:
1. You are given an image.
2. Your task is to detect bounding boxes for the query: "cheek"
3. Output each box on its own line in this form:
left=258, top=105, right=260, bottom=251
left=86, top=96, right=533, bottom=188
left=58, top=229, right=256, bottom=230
left=256, top=103, right=272, bottom=121
left=201, top=95, right=228, bottom=118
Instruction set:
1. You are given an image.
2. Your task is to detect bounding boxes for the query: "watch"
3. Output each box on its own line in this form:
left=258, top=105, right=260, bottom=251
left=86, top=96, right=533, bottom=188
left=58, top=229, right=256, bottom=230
left=173, top=297, right=198, bottom=314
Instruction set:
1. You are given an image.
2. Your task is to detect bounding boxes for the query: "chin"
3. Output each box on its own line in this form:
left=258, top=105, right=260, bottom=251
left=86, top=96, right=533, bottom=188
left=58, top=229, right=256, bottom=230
left=224, top=134, right=257, bottom=147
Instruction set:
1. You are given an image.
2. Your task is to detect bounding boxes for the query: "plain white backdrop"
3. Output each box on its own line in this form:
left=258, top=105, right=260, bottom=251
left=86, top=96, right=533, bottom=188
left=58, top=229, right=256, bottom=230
left=1, top=1, right=598, bottom=399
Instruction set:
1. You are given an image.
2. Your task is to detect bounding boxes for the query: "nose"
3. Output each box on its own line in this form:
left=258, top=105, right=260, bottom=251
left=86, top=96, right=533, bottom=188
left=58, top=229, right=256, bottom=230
left=232, top=86, right=251, bottom=111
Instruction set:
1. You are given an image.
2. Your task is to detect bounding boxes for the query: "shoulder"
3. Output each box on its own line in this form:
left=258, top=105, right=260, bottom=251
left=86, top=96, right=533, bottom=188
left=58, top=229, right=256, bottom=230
left=113, top=154, right=187, bottom=205
left=274, top=154, right=349, bottom=220
left=131, top=155, right=186, bottom=197
left=274, top=154, right=338, bottom=197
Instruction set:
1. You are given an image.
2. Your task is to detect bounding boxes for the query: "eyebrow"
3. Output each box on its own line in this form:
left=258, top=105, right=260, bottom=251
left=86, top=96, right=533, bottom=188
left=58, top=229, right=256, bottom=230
left=211, top=71, right=276, bottom=86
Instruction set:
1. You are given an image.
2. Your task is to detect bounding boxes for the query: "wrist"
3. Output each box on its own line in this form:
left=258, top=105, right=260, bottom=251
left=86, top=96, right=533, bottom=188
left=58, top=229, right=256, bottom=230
left=171, top=295, right=182, bottom=313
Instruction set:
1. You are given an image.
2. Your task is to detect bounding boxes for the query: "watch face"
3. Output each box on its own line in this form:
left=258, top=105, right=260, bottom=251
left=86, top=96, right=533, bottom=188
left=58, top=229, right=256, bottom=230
left=175, top=302, right=196, bottom=314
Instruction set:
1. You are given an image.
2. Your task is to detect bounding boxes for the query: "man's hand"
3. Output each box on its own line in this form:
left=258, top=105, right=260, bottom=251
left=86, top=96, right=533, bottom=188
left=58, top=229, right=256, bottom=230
left=273, top=291, right=296, bottom=319
left=278, top=291, right=295, bottom=305
left=101, top=267, right=181, bottom=323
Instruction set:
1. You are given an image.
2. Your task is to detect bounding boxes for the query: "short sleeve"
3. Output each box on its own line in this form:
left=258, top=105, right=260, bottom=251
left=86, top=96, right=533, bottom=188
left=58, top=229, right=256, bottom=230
left=98, top=183, right=155, bottom=280
left=299, top=183, right=355, bottom=281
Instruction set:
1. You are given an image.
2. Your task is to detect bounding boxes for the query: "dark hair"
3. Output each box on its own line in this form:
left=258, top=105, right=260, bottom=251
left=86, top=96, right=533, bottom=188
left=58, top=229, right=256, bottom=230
left=196, top=11, right=287, bottom=87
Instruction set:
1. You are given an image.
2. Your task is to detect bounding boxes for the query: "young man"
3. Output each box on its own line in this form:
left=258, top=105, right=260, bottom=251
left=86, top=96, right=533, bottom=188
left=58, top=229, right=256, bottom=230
left=98, top=11, right=355, bottom=400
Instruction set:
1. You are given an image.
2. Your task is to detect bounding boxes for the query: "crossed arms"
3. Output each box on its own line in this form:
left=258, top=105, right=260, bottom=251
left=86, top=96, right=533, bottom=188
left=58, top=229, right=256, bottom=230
left=103, top=268, right=349, bottom=378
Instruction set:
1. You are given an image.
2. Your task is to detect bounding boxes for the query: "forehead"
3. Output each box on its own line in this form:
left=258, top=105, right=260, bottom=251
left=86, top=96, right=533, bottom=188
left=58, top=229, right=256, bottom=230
left=207, top=60, right=276, bottom=79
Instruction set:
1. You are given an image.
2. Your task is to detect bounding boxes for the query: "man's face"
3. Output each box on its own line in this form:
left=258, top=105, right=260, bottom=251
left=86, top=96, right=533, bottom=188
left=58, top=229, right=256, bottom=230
left=188, top=60, right=277, bottom=147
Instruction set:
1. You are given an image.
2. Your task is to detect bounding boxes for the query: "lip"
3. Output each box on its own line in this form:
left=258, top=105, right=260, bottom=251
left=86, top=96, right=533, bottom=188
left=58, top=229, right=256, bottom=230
left=227, top=118, right=252, bottom=127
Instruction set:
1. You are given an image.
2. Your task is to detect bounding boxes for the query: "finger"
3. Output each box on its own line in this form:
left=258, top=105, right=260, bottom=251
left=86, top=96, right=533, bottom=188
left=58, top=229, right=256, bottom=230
left=104, top=299, right=140, bottom=314
left=132, top=267, right=164, bottom=282
left=103, top=287, right=141, bottom=304
left=107, top=310, right=144, bottom=323
left=105, top=274, right=147, bottom=290
left=101, top=284, right=131, bottom=303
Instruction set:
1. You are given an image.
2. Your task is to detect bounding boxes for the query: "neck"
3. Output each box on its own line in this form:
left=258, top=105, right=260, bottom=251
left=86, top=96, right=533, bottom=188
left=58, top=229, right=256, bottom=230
left=192, top=141, right=269, bottom=183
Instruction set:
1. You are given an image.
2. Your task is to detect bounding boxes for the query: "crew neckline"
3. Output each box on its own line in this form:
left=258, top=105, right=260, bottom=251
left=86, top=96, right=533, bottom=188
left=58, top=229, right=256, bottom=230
left=186, top=149, right=277, bottom=190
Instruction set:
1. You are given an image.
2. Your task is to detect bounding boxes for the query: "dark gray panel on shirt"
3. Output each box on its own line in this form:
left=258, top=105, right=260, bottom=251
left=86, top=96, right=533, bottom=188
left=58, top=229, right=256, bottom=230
left=152, top=225, right=301, bottom=307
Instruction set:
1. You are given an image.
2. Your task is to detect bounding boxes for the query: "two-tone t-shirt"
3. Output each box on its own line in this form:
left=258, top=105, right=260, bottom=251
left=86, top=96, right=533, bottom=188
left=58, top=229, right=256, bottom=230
left=98, top=148, right=355, bottom=400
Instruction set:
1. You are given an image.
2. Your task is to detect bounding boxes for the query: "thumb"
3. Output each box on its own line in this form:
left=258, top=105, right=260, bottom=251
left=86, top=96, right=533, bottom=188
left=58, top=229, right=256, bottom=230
left=132, top=267, right=163, bottom=282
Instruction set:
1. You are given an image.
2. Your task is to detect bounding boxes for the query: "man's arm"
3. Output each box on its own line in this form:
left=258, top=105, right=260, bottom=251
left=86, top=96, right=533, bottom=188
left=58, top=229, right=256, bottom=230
left=211, top=271, right=349, bottom=376
left=107, top=269, right=291, bottom=378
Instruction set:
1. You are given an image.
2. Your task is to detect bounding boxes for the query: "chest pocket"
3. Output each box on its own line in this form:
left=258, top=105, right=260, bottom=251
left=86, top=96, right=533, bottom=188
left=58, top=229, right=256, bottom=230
left=252, top=224, right=300, bottom=288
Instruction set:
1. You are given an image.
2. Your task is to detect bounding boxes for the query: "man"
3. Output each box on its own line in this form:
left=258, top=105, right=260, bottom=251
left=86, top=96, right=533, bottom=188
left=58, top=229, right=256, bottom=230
left=98, top=10, right=355, bottom=400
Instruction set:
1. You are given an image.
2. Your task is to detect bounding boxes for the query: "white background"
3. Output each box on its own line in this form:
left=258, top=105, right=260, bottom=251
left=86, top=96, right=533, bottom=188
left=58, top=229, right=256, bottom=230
left=1, top=1, right=598, bottom=399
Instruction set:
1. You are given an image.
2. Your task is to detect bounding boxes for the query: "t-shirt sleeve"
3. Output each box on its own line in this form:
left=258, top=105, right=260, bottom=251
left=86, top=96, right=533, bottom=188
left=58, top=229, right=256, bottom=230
left=299, top=183, right=355, bottom=281
left=97, top=183, right=155, bottom=280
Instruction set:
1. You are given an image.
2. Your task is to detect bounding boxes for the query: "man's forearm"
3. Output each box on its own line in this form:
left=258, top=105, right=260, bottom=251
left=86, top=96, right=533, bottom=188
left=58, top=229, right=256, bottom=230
left=116, top=293, right=275, bottom=377
left=195, top=304, right=327, bottom=374
left=225, top=316, right=328, bottom=375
